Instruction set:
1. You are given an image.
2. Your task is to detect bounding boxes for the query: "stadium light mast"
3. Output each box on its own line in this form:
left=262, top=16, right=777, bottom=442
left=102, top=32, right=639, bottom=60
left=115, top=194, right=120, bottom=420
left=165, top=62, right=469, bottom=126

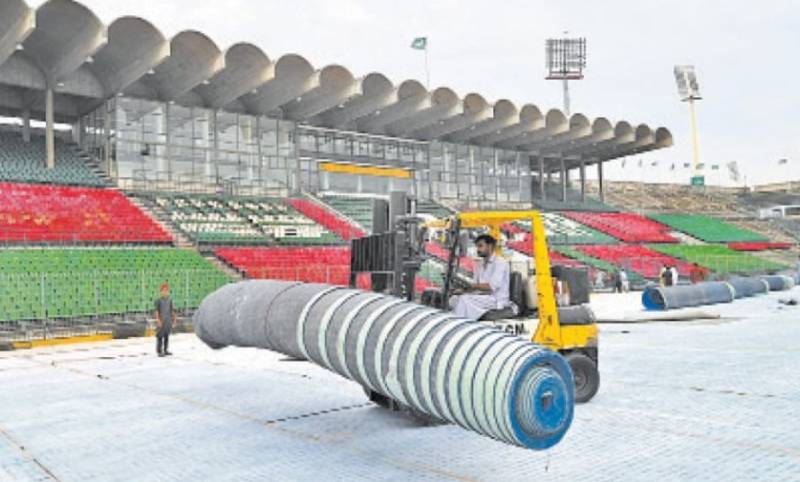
left=674, top=65, right=703, bottom=185
left=545, top=35, right=586, bottom=116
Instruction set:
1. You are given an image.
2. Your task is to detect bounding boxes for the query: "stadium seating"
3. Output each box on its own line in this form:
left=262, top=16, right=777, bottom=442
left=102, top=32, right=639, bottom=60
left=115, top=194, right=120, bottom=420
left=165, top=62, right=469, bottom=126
left=0, top=131, right=106, bottom=186
left=419, top=259, right=445, bottom=285
left=0, top=248, right=228, bottom=321
left=287, top=198, right=365, bottom=241
left=319, top=195, right=375, bottom=233
left=424, top=241, right=477, bottom=273
left=505, top=233, right=584, bottom=268
left=649, top=244, right=787, bottom=274
left=510, top=213, right=616, bottom=245
left=216, top=246, right=433, bottom=293
left=727, top=242, right=793, bottom=251
left=602, top=182, right=745, bottom=215
left=0, top=182, right=171, bottom=243
left=416, top=199, right=453, bottom=218
left=577, top=245, right=693, bottom=279
left=648, top=214, right=768, bottom=243
left=215, top=246, right=354, bottom=285
left=318, top=195, right=453, bottom=234
left=144, top=193, right=340, bottom=245
left=554, top=246, right=646, bottom=284
left=565, top=212, right=678, bottom=243
left=532, top=183, right=616, bottom=212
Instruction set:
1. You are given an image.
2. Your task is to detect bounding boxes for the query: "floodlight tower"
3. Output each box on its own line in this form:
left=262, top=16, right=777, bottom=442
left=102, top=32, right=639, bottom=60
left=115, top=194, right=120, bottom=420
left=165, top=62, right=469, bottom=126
left=545, top=35, right=587, bottom=116
left=674, top=65, right=703, bottom=185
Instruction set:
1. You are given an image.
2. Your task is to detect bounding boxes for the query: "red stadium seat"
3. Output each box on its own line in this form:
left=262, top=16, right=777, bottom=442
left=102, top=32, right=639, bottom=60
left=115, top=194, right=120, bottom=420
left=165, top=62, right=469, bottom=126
left=564, top=212, right=677, bottom=243
left=286, top=198, right=365, bottom=241
left=424, top=242, right=477, bottom=273
left=727, top=242, right=793, bottom=251
left=216, top=246, right=355, bottom=286
left=577, top=245, right=693, bottom=279
left=216, top=246, right=436, bottom=294
left=506, top=233, right=584, bottom=268
left=0, top=182, right=171, bottom=243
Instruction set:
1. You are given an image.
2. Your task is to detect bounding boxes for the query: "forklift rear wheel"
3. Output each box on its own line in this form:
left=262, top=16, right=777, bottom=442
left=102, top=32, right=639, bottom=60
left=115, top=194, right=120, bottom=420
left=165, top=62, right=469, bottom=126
left=565, top=352, right=600, bottom=403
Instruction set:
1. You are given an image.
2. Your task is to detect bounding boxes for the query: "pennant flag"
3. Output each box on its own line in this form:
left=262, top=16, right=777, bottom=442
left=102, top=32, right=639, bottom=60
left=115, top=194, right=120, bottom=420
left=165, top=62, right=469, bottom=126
left=727, top=161, right=740, bottom=182
left=411, top=37, right=428, bottom=50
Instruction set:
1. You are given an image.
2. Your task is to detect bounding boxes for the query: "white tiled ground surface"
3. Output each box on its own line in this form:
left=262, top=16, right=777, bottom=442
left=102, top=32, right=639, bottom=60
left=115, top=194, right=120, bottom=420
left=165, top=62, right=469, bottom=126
left=1, top=289, right=799, bottom=481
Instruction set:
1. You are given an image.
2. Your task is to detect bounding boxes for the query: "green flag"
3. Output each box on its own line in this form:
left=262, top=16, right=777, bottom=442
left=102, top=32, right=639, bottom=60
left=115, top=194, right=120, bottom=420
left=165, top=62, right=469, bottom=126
left=411, top=37, right=427, bottom=50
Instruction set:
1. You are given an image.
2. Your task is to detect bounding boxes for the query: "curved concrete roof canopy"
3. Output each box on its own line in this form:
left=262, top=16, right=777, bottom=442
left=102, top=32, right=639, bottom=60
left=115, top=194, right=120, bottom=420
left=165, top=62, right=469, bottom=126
left=0, top=0, right=672, bottom=163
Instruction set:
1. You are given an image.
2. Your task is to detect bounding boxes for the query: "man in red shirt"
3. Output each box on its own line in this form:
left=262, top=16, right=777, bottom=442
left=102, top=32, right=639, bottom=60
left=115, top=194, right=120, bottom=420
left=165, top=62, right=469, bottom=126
left=689, top=263, right=706, bottom=284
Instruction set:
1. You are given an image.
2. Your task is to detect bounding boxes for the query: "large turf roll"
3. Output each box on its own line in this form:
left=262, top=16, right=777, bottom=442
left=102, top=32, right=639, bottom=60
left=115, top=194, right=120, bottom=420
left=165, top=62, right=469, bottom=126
left=194, top=280, right=574, bottom=450
left=760, top=275, right=795, bottom=292
left=642, top=282, right=735, bottom=311
left=727, top=277, right=769, bottom=299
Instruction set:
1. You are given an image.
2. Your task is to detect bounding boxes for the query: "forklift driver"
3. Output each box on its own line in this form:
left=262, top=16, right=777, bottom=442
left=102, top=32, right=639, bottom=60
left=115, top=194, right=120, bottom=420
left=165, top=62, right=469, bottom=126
left=449, top=234, right=515, bottom=320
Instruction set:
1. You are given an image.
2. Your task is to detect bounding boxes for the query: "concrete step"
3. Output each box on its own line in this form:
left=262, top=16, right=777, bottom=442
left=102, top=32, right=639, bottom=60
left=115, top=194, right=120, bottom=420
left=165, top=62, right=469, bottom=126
left=204, top=254, right=244, bottom=280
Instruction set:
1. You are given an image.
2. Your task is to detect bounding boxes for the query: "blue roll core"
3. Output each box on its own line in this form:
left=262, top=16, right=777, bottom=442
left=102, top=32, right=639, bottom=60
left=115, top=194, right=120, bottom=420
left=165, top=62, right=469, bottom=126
left=508, top=350, right=574, bottom=450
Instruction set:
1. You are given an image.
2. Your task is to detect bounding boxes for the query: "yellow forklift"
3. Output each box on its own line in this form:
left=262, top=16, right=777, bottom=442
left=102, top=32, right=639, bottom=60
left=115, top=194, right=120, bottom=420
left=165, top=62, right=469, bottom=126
left=422, top=211, right=599, bottom=403
left=350, top=206, right=600, bottom=403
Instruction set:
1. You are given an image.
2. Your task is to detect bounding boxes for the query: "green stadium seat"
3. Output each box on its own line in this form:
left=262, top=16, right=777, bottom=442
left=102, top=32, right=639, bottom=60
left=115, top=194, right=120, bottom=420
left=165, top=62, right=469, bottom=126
left=649, top=244, right=786, bottom=274
left=649, top=214, right=769, bottom=243
left=0, top=131, right=107, bottom=187
left=0, top=248, right=230, bottom=322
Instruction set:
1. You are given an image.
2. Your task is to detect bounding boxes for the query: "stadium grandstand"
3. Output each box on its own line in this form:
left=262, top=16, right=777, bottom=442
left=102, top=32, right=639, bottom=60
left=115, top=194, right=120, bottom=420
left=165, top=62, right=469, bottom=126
left=0, top=0, right=797, bottom=350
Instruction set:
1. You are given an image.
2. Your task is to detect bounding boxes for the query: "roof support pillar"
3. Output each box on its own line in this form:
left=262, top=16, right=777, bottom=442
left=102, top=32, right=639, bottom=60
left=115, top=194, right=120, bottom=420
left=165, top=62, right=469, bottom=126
left=579, top=160, right=586, bottom=203
left=45, top=86, right=55, bottom=169
left=546, top=164, right=553, bottom=200
left=560, top=158, right=567, bottom=202
left=597, top=161, right=605, bottom=203
left=212, top=109, right=219, bottom=184
left=538, top=156, right=545, bottom=201
left=21, top=108, right=30, bottom=143
left=165, top=102, right=172, bottom=183
left=103, top=100, right=111, bottom=176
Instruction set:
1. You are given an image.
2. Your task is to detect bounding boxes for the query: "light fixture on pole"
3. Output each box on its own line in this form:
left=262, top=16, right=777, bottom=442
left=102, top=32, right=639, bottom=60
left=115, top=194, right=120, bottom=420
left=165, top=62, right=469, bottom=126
left=674, top=65, right=703, bottom=186
left=545, top=35, right=586, bottom=117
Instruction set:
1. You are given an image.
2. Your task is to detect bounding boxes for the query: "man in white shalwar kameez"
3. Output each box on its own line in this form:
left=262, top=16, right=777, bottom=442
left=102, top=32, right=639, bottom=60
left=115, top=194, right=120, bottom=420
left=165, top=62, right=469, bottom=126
left=449, top=234, right=513, bottom=320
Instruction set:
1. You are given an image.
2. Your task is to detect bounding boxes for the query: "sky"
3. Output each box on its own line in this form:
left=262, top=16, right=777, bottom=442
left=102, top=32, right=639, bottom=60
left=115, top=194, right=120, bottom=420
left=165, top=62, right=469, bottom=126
left=26, top=0, right=800, bottom=186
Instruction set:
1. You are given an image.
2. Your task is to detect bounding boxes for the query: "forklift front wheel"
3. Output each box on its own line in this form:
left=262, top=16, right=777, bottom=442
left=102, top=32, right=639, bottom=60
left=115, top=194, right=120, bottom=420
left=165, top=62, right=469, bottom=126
left=565, top=352, right=600, bottom=403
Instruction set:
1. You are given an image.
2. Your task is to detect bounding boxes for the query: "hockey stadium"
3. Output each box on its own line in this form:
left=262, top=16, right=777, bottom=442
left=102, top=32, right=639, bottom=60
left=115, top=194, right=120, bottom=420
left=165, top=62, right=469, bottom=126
left=1, top=1, right=799, bottom=481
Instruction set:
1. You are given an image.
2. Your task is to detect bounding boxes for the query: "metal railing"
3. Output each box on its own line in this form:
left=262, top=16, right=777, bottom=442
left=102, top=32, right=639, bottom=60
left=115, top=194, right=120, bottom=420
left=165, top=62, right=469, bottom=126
left=0, top=269, right=231, bottom=343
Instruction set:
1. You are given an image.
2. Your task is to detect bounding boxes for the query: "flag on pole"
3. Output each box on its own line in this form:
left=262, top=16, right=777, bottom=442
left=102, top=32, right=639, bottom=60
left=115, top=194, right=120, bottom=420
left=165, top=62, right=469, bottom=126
left=727, top=161, right=740, bottom=182
left=411, top=37, right=428, bottom=50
